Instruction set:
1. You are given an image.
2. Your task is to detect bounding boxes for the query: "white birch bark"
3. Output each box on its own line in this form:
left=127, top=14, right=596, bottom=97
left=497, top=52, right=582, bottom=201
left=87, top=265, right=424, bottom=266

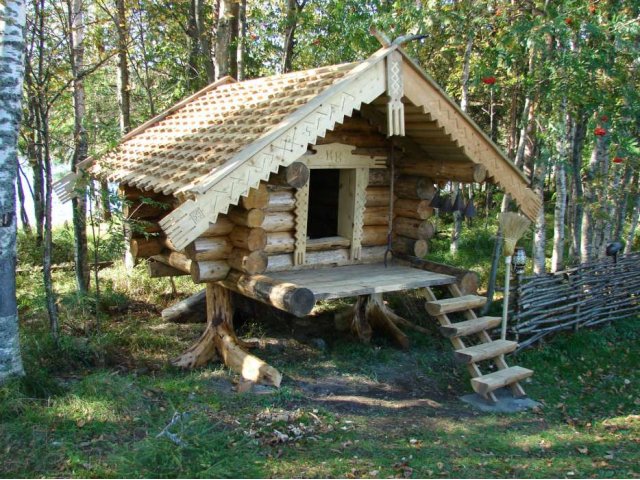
left=551, top=105, right=569, bottom=272
left=451, top=34, right=474, bottom=256
left=581, top=134, right=607, bottom=262
left=551, top=160, right=566, bottom=272
left=68, top=0, right=90, bottom=292
left=0, top=0, right=26, bottom=383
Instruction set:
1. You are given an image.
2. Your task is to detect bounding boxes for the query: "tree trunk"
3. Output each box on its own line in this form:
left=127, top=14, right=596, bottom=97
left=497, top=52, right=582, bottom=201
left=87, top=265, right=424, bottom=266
left=282, top=0, right=306, bottom=73
left=551, top=159, right=567, bottom=272
left=450, top=34, right=473, bottom=256
left=569, top=114, right=587, bottom=261
left=116, top=0, right=131, bottom=134
left=236, top=0, right=246, bottom=80
left=24, top=70, right=44, bottom=243
left=614, top=166, right=634, bottom=241
left=195, top=0, right=215, bottom=82
left=0, top=0, right=27, bottom=383
left=15, top=161, right=31, bottom=234
left=624, top=177, right=639, bottom=254
left=215, top=0, right=238, bottom=80
left=132, top=0, right=156, bottom=116
left=334, top=293, right=413, bottom=349
left=115, top=0, right=134, bottom=267
left=68, top=0, right=90, bottom=293
left=581, top=133, right=607, bottom=263
left=532, top=156, right=547, bottom=274
left=187, top=0, right=200, bottom=88
left=172, top=283, right=282, bottom=386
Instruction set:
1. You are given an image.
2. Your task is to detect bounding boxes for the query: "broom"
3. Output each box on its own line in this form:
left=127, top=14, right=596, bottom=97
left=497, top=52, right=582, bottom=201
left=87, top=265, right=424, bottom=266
left=499, top=212, right=531, bottom=340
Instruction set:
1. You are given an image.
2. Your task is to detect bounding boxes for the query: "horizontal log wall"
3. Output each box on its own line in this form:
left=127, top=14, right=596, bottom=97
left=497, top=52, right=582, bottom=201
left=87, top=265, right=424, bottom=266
left=389, top=172, right=436, bottom=258
left=509, top=253, right=640, bottom=350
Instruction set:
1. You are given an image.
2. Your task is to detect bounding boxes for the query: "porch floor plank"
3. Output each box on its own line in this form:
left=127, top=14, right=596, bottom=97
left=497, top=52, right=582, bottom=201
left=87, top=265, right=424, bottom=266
left=268, top=263, right=455, bottom=301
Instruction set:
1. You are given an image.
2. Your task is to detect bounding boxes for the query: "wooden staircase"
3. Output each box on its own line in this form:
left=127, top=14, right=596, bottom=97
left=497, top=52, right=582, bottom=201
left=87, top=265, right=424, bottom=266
left=424, top=284, right=533, bottom=403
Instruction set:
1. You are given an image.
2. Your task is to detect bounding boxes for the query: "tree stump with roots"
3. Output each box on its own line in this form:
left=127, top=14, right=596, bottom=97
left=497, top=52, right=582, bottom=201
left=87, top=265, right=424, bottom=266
left=172, top=283, right=282, bottom=387
left=334, top=293, right=428, bottom=348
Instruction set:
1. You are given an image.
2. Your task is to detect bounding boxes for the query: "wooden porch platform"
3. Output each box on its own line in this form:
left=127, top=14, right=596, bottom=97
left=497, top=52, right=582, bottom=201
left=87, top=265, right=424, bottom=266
left=268, top=263, right=455, bottom=301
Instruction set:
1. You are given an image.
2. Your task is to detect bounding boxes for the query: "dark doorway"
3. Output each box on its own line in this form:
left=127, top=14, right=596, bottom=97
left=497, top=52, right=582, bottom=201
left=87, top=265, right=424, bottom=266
left=307, top=169, right=339, bottom=239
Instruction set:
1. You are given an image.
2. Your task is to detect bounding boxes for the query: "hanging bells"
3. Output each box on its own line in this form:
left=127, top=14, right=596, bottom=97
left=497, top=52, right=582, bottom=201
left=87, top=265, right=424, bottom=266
left=464, top=198, right=476, bottom=218
left=440, top=194, right=453, bottom=213
left=429, top=189, right=443, bottom=209
left=452, top=190, right=465, bottom=213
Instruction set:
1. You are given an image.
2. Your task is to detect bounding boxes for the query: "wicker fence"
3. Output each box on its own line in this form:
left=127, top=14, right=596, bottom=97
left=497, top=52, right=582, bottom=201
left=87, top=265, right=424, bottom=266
left=508, top=252, right=640, bottom=350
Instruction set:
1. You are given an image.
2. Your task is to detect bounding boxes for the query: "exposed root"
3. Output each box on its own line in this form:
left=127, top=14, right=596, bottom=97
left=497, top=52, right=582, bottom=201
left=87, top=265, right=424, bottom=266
left=334, top=293, right=411, bottom=349
left=172, top=284, right=282, bottom=387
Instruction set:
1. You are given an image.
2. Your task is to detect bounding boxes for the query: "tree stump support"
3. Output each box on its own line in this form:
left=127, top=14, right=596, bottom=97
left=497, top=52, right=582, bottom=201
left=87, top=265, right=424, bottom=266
left=334, top=293, right=419, bottom=349
left=172, top=283, right=282, bottom=387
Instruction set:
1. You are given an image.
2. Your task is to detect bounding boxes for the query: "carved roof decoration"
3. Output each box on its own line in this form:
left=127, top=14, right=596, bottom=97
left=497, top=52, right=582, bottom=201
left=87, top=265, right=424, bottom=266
left=61, top=46, right=541, bottom=250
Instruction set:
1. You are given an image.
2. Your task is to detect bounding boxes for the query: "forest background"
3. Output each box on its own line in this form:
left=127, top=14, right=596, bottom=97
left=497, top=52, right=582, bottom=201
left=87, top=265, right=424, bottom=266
left=16, top=0, right=640, bottom=292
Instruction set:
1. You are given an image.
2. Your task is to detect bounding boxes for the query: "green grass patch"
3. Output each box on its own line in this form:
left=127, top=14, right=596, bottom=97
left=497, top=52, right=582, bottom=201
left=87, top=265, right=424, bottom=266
left=4, top=241, right=639, bottom=478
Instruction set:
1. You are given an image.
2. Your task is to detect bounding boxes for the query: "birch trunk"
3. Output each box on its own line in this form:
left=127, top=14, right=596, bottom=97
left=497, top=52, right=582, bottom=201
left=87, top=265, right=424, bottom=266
left=569, top=114, right=587, bottom=261
left=115, top=0, right=135, bottom=268
left=581, top=133, right=607, bottom=262
left=551, top=160, right=567, bottom=272
left=451, top=33, right=473, bottom=256
left=532, top=157, right=547, bottom=273
left=236, top=0, right=246, bottom=80
left=551, top=102, right=569, bottom=272
left=68, top=0, right=90, bottom=293
left=0, top=0, right=27, bottom=383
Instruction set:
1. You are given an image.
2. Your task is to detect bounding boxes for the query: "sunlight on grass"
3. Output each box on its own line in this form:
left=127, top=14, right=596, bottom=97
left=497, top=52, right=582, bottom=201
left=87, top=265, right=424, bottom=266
left=52, top=395, right=120, bottom=423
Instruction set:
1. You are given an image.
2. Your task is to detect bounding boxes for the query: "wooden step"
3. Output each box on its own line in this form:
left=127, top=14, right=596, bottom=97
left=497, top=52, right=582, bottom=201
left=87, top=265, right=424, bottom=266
left=454, top=340, right=517, bottom=363
left=439, top=316, right=501, bottom=338
left=471, top=366, right=534, bottom=396
left=425, top=294, right=487, bottom=315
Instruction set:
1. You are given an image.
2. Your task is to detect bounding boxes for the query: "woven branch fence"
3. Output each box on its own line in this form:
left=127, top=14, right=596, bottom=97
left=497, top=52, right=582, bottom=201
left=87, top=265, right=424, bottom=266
left=508, top=252, right=640, bottom=351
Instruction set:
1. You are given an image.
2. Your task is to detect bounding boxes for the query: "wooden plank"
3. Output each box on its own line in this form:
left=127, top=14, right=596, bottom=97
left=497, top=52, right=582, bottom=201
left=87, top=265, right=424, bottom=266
left=268, top=263, right=454, bottom=301
left=306, top=236, right=351, bottom=251
left=439, top=316, right=502, bottom=338
left=454, top=340, right=518, bottom=364
left=304, top=143, right=386, bottom=169
left=425, top=294, right=487, bottom=315
left=471, top=366, right=534, bottom=396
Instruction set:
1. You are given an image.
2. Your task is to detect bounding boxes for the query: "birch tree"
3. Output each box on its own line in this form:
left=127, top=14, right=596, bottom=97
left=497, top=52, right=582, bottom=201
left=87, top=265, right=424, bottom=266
left=0, top=0, right=27, bottom=384
left=68, top=0, right=90, bottom=293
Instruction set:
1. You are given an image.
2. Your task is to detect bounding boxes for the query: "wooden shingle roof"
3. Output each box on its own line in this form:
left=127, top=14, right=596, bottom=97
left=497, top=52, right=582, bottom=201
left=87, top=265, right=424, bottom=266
left=87, top=62, right=357, bottom=196
left=56, top=46, right=541, bottom=250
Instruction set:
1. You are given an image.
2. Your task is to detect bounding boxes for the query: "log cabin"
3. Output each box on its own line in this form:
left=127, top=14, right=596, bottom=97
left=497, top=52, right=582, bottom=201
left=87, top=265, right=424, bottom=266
left=54, top=38, right=542, bottom=403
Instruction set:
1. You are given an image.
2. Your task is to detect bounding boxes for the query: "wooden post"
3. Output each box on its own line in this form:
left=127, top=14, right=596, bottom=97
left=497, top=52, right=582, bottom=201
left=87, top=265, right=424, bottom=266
left=172, top=283, right=282, bottom=386
left=334, top=293, right=413, bottom=349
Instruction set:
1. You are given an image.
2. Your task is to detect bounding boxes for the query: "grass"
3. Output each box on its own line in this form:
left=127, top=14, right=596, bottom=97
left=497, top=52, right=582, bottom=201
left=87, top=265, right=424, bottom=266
left=2, top=224, right=638, bottom=478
